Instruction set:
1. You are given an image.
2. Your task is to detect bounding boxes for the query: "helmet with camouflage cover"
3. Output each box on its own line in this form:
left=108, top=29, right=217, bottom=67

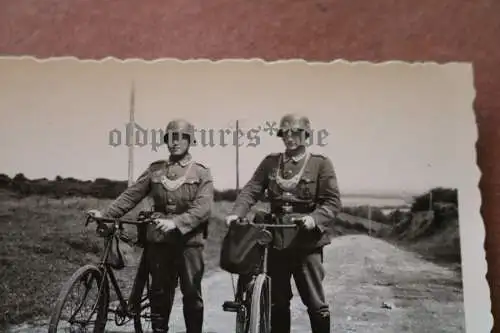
left=163, top=118, right=197, bottom=144
left=276, top=113, right=311, bottom=138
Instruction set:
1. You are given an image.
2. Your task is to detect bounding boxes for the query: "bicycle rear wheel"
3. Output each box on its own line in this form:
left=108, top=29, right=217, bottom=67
left=48, top=264, right=109, bottom=333
left=248, top=274, right=271, bottom=333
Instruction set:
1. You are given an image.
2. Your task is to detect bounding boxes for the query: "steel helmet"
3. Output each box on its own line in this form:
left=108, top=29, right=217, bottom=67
left=163, top=119, right=197, bottom=144
left=276, top=113, right=312, bottom=138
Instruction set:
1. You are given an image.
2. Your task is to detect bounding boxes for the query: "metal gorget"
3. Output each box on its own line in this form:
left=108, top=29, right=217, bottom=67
left=275, top=152, right=311, bottom=192
left=159, top=162, right=194, bottom=191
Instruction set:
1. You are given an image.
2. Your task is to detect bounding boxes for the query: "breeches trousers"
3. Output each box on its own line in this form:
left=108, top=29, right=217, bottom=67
left=146, top=243, right=204, bottom=333
left=238, top=247, right=330, bottom=333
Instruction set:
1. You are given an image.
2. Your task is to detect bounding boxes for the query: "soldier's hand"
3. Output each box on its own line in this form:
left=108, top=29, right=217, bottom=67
left=225, top=214, right=240, bottom=226
left=86, top=209, right=107, bottom=233
left=295, top=215, right=316, bottom=230
left=155, top=218, right=177, bottom=233
left=148, top=212, right=166, bottom=223
left=86, top=209, right=102, bottom=218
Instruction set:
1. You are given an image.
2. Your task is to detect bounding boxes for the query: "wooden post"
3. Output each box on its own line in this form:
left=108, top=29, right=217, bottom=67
left=128, top=81, right=135, bottom=187
left=368, top=205, right=372, bottom=236
left=229, top=119, right=241, bottom=294
left=429, top=190, right=433, bottom=212
left=235, top=119, right=240, bottom=192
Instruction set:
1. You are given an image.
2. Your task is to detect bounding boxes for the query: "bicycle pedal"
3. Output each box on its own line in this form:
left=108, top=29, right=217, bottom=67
left=222, top=301, right=241, bottom=312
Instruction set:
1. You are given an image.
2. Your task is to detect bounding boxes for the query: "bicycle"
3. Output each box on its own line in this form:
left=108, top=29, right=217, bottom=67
left=221, top=215, right=303, bottom=333
left=48, top=211, right=157, bottom=333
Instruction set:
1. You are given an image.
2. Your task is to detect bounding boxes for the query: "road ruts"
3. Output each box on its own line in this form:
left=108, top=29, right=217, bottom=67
left=7, top=234, right=464, bottom=333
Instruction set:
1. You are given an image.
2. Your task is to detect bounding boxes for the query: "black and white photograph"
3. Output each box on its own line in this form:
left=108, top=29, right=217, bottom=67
left=0, top=58, right=487, bottom=333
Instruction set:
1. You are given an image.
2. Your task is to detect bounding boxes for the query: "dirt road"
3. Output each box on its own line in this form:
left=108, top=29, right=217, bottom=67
left=7, top=234, right=465, bottom=333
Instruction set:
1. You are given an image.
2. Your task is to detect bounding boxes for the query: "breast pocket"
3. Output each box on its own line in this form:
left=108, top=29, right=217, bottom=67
left=181, top=177, right=201, bottom=201
left=267, top=174, right=280, bottom=197
left=150, top=175, right=166, bottom=202
left=297, top=176, right=316, bottom=199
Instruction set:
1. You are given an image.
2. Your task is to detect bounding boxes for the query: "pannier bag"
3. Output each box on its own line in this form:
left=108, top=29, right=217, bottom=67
left=220, top=222, right=272, bottom=275
left=105, top=234, right=126, bottom=270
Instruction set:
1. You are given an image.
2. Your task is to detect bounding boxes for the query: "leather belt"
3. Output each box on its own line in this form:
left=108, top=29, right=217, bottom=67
left=270, top=203, right=316, bottom=215
left=153, top=204, right=179, bottom=214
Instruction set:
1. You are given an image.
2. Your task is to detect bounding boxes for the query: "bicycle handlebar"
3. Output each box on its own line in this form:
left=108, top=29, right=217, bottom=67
left=85, top=214, right=146, bottom=226
left=235, top=217, right=299, bottom=229
left=84, top=211, right=159, bottom=229
left=84, top=212, right=156, bottom=245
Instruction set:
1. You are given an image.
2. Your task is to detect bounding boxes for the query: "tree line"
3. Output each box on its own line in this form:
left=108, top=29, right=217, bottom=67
left=0, top=173, right=458, bottom=222
left=0, top=173, right=244, bottom=201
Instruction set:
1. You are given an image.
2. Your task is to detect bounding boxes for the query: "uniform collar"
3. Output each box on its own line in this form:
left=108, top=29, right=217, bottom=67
left=283, top=147, right=307, bottom=163
left=168, top=153, right=192, bottom=167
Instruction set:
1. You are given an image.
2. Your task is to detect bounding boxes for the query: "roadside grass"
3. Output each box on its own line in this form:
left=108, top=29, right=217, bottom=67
left=0, top=191, right=462, bottom=330
left=0, top=195, right=232, bottom=328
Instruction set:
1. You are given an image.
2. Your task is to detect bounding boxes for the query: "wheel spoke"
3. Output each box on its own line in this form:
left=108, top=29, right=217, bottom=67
left=49, top=266, right=109, bottom=333
left=62, top=274, right=101, bottom=330
left=69, top=277, right=94, bottom=323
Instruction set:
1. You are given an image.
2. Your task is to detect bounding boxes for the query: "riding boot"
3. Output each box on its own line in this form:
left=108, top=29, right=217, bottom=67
left=271, top=306, right=291, bottom=333
left=184, top=307, right=204, bottom=333
left=149, top=291, right=173, bottom=333
left=309, top=311, right=331, bottom=333
left=146, top=243, right=177, bottom=333
left=151, top=313, right=169, bottom=333
left=149, top=297, right=171, bottom=333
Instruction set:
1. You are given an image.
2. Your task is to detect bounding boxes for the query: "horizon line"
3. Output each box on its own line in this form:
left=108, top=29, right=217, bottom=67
left=0, top=171, right=450, bottom=199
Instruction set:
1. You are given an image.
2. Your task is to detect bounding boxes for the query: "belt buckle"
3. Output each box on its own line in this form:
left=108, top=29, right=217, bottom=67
left=282, top=205, right=293, bottom=214
left=165, top=204, right=176, bottom=211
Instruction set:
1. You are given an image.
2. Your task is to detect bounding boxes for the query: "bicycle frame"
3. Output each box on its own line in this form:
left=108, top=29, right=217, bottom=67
left=252, top=223, right=298, bottom=275
left=224, top=217, right=301, bottom=333
left=223, top=217, right=300, bottom=306
left=85, top=214, right=153, bottom=323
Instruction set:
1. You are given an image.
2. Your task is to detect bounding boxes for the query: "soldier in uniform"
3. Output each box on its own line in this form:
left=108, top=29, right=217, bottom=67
left=87, top=119, right=214, bottom=333
left=225, top=114, right=341, bottom=333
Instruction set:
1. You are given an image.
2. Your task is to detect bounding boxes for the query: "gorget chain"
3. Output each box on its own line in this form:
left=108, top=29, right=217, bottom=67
left=275, top=152, right=311, bottom=191
left=160, top=162, right=194, bottom=191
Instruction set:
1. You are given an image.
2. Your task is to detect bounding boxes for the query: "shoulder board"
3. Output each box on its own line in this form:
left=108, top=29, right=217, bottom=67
left=310, top=153, right=327, bottom=159
left=263, top=153, right=280, bottom=163
left=149, top=160, right=168, bottom=168
left=193, top=161, right=208, bottom=169
left=266, top=152, right=281, bottom=159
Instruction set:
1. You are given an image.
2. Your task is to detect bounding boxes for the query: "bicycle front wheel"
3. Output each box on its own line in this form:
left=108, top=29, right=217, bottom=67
left=48, top=264, right=110, bottom=333
left=248, top=274, right=271, bottom=333
left=133, top=273, right=152, bottom=333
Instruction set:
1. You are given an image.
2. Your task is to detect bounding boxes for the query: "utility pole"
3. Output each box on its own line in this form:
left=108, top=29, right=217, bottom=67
left=230, top=119, right=241, bottom=295
left=235, top=119, right=240, bottom=192
left=128, top=81, right=135, bottom=186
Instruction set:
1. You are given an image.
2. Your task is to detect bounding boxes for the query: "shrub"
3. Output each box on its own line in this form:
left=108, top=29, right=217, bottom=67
left=411, top=187, right=457, bottom=212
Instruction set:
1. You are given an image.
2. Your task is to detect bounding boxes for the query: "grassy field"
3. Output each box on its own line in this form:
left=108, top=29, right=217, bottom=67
left=0, top=190, right=263, bottom=328
left=0, top=188, right=462, bottom=330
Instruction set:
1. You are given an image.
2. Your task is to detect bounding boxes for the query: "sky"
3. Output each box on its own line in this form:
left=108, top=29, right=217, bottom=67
left=0, top=58, right=475, bottom=198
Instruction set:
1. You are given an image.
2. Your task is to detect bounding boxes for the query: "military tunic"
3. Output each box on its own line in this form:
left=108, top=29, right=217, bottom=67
left=102, top=153, right=213, bottom=333
left=102, top=154, right=214, bottom=246
left=231, top=150, right=341, bottom=250
left=231, top=149, right=341, bottom=333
